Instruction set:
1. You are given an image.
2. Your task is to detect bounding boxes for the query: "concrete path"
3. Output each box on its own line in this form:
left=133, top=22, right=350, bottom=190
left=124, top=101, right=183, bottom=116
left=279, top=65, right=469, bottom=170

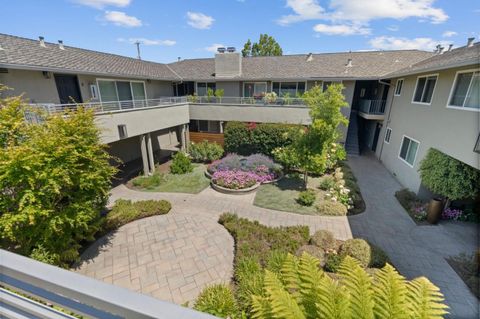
left=75, top=184, right=352, bottom=305
left=347, top=154, right=479, bottom=319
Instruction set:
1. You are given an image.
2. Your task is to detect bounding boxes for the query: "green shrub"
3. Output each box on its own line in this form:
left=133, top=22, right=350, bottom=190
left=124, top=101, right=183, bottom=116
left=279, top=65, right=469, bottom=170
left=316, top=200, right=348, bottom=216
left=235, top=257, right=264, bottom=312
left=188, top=141, right=224, bottom=163
left=251, top=254, right=448, bottom=318
left=224, top=121, right=301, bottom=156
left=266, top=249, right=288, bottom=274
left=324, top=252, right=343, bottom=272
left=319, top=175, right=336, bottom=190
left=340, top=162, right=365, bottom=214
left=194, top=284, right=238, bottom=318
left=419, top=148, right=480, bottom=200
left=310, top=230, right=336, bottom=250
left=297, top=189, right=316, bottom=206
left=297, top=245, right=325, bottom=265
left=170, top=151, right=193, bottom=174
left=369, top=243, right=390, bottom=268
left=104, top=199, right=171, bottom=231
left=131, top=172, right=164, bottom=189
left=339, top=238, right=371, bottom=267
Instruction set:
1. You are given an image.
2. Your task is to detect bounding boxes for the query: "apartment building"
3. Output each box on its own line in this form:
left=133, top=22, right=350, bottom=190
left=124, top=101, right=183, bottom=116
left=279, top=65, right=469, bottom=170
left=1, top=33, right=478, bottom=193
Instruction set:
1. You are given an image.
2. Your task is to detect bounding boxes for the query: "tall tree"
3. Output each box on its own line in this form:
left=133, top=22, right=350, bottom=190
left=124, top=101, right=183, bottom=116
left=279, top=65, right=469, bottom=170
left=242, top=34, right=283, bottom=57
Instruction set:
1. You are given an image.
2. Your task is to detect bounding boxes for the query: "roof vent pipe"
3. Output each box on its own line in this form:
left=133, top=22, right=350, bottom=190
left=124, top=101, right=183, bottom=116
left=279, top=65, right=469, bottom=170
left=58, top=40, right=64, bottom=50
left=438, top=46, right=445, bottom=54
left=227, top=47, right=236, bottom=53
left=346, top=58, right=353, bottom=67
left=217, top=47, right=226, bottom=53
left=434, top=44, right=441, bottom=53
left=39, top=36, right=46, bottom=47
left=467, top=37, right=475, bottom=47
left=306, top=53, right=313, bottom=62
left=447, top=44, right=453, bottom=51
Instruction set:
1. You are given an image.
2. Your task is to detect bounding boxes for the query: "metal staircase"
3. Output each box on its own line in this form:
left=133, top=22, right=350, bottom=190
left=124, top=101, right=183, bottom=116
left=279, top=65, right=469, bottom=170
left=345, top=110, right=360, bottom=156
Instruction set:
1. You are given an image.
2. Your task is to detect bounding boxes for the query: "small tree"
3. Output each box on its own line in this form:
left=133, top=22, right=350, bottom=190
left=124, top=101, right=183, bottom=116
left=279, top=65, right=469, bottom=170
left=242, top=34, right=283, bottom=57
left=214, top=88, right=224, bottom=103
left=419, top=148, right=480, bottom=202
left=289, top=84, right=349, bottom=185
left=0, top=90, right=117, bottom=266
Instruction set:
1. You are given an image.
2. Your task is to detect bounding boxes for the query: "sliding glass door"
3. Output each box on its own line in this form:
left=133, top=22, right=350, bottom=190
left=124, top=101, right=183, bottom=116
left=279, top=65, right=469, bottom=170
left=97, top=80, right=146, bottom=110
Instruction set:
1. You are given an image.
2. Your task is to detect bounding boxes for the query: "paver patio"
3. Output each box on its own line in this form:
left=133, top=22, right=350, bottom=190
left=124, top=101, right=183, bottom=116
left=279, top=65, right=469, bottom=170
left=347, top=154, right=479, bottom=319
left=75, top=182, right=352, bottom=305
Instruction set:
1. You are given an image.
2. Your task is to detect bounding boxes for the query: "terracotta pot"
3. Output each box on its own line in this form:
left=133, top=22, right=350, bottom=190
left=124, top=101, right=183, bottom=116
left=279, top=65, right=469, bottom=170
left=427, top=198, right=443, bottom=224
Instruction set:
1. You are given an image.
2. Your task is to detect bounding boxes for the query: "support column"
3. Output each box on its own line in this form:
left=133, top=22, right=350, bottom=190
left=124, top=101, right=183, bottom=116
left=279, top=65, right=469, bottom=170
left=180, top=124, right=187, bottom=151
left=140, top=134, right=149, bottom=176
left=185, top=124, right=190, bottom=145
left=146, top=133, right=155, bottom=175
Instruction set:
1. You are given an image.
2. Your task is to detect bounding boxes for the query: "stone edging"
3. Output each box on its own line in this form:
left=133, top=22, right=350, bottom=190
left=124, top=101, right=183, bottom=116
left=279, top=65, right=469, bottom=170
left=210, top=181, right=260, bottom=194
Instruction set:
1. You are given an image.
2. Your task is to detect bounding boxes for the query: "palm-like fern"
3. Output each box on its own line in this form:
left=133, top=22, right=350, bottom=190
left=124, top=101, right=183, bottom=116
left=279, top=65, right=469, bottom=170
left=250, top=252, right=448, bottom=319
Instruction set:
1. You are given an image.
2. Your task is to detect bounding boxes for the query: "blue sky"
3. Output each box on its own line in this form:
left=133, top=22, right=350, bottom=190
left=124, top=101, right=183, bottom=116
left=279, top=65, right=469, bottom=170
left=1, top=0, right=478, bottom=63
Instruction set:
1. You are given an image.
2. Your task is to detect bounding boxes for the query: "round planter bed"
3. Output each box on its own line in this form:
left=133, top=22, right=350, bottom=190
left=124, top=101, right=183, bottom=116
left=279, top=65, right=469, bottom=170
left=205, top=170, right=213, bottom=179
left=210, top=181, right=260, bottom=194
left=205, top=170, right=283, bottom=184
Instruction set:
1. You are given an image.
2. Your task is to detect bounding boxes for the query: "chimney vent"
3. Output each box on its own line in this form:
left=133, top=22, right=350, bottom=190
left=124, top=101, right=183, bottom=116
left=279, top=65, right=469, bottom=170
left=306, top=53, right=313, bottom=62
left=434, top=44, right=441, bottom=53
left=346, top=58, right=353, bottom=67
left=438, top=46, right=445, bottom=54
left=177, top=57, right=181, bottom=61
left=467, top=37, right=475, bottom=47
left=39, top=36, right=46, bottom=47
left=227, top=47, right=236, bottom=53
left=217, top=47, right=226, bottom=53
left=447, top=44, right=453, bottom=51
left=58, top=40, right=64, bottom=50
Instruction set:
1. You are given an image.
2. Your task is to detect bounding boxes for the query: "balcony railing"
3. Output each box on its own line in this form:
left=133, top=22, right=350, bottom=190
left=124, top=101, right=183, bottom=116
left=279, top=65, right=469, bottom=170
left=0, top=249, right=218, bottom=319
left=190, top=96, right=306, bottom=107
left=31, top=97, right=189, bottom=115
left=358, top=99, right=386, bottom=115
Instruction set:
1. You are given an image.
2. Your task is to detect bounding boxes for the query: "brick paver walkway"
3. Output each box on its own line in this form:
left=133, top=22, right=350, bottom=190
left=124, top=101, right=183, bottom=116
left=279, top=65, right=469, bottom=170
left=74, top=184, right=352, bottom=305
left=347, top=154, right=479, bottom=319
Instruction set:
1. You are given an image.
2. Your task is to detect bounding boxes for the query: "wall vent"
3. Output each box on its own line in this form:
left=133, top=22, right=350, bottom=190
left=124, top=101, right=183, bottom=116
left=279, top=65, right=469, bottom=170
left=118, top=125, right=128, bottom=139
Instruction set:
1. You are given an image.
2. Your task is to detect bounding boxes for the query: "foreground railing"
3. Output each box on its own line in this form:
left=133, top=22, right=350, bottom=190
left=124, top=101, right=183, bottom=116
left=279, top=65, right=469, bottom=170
left=31, top=97, right=189, bottom=115
left=190, top=96, right=306, bottom=107
left=358, top=99, right=386, bottom=115
left=0, top=249, right=217, bottom=319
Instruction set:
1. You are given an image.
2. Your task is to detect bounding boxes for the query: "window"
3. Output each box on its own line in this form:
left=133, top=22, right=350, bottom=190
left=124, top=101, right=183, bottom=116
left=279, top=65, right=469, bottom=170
left=97, top=79, right=146, bottom=107
left=413, top=75, right=437, bottom=104
left=399, top=136, right=419, bottom=166
left=360, top=88, right=366, bottom=98
left=189, top=120, right=221, bottom=133
left=272, top=82, right=306, bottom=97
left=244, top=82, right=267, bottom=97
left=384, top=127, right=392, bottom=143
left=196, top=82, right=216, bottom=96
left=394, top=79, right=404, bottom=96
left=448, top=70, right=480, bottom=110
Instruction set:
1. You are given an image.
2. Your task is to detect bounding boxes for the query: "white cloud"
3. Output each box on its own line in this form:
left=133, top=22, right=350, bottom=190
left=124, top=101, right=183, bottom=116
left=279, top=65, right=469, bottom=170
left=313, top=23, right=370, bottom=35
left=369, top=36, right=448, bottom=51
left=187, top=12, right=214, bottom=29
left=117, top=37, right=176, bottom=46
left=205, top=43, right=225, bottom=53
left=73, top=0, right=130, bottom=9
left=278, top=0, right=448, bottom=28
left=387, top=25, right=399, bottom=31
left=442, top=30, right=457, bottom=37
left=328, top=0, right=448, bottom=24
left=104, top=11, right=142, bottom=27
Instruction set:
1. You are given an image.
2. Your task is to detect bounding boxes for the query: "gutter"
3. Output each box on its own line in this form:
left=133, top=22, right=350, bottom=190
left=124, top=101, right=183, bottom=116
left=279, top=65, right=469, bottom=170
left=383, top=59, right=480, bottom=79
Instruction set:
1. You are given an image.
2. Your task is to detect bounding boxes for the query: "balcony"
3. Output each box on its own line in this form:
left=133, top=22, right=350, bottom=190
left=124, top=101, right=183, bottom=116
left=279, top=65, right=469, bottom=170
left=190, top=96, right=306, bottom=107
left=358, top=99, right=386, bottom=120
left=0, top=249, right=217, bottom=319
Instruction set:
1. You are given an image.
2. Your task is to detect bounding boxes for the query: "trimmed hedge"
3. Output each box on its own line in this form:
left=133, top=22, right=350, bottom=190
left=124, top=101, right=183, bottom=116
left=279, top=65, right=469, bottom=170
left=224, top=121, right=301, bottom=156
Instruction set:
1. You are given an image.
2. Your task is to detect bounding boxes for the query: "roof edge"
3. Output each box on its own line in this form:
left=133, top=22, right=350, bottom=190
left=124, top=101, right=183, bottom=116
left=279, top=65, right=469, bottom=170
left=383, top=58, right=480, bottom=78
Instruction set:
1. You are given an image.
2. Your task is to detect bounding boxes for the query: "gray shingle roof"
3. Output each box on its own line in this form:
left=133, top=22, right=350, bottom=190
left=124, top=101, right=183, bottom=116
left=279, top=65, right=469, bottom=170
left=168, top=50, right=434, bottom=81
left=0, top=34, right=179, bottom=80
left=386, top=42, right=480, bottom=78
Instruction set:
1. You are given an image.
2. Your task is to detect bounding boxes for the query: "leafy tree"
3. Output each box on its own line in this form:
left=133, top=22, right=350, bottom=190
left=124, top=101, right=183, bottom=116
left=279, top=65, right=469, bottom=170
left=275, top=84, right=348, bottom=184
left=251, top=253, right=448, bottom=318
left=0, top=91, right=117, bottom=266
left=242, top=34, right=283, bottom=57
left=419, top=148, right=480, bottom=201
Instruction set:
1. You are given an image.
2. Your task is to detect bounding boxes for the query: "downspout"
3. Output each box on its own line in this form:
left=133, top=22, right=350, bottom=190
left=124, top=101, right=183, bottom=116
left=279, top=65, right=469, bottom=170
left=378, top=79, right=394, bottom=162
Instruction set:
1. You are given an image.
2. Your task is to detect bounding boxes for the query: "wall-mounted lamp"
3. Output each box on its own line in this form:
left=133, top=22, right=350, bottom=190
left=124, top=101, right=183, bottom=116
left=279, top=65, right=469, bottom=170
left=42, top=71, right=51, bottom=79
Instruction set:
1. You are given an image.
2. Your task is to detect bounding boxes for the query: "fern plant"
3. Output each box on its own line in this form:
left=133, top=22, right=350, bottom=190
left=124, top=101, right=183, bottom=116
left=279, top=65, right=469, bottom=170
left=251, top=253, right=448, bottom=319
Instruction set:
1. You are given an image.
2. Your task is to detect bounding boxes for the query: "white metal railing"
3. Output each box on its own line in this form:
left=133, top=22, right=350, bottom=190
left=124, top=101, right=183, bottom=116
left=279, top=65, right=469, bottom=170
left=190, top=96, right=306, bottom=107
left=358, top=99, right=386, bottom=115
left=30, top=97, right=188, bottom=115
left=0, top=249, right=218, bottom=319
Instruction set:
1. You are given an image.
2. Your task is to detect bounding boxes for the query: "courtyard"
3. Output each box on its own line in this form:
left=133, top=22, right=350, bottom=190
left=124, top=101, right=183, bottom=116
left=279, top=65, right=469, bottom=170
left=74, top=155, right=478, bottom=318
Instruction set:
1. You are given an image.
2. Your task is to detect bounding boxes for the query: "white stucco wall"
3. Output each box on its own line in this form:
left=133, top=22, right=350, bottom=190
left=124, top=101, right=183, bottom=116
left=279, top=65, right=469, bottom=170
left=0, top=69, right=60, bottom=103
left=376, top=66, right=480, bottom=193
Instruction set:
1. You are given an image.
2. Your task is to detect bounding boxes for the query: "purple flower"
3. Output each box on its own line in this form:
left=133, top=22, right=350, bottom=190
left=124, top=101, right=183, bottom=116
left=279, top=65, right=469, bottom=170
left=212, top=170, right=258, bottom=189
left=442, top=208, right=463, bottom=220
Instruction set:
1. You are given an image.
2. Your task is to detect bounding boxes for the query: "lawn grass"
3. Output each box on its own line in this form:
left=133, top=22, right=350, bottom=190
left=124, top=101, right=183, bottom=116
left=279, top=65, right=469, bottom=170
left=130, top=164, right=210, bottom=194
left=253, top=175, right=321, bottom=215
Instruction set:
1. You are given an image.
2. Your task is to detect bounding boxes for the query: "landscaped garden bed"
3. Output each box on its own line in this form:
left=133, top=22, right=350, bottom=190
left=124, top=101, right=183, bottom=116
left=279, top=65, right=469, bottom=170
left=207, top=153, right=283, bottom=194
left=192, top=214, right=447, bottom=319
left=447, top=251, right=480, bottom=300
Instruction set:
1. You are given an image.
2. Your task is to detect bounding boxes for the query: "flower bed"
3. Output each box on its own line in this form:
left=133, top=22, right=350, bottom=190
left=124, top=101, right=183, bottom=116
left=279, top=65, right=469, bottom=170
left=212, top=170, right=258, bottom=190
